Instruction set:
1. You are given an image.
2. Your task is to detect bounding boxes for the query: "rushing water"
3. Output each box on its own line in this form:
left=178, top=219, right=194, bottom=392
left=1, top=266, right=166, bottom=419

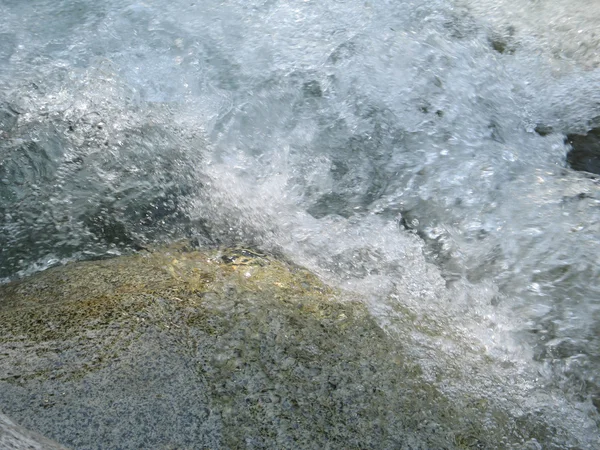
left=1, top=0, right=600, bottom=446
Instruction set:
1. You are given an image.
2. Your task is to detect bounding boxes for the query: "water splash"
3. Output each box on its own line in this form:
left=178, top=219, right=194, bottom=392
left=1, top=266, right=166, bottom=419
left=1, top=0, right=599, bottom=445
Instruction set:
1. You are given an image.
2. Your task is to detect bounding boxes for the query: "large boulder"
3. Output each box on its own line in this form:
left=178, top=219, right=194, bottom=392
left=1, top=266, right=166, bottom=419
left=0, top=244, right=584, bottom=448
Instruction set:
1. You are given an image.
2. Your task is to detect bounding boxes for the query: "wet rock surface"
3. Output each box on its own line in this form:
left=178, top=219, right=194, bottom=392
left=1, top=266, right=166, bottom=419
left=0, top=245, right=588, bottom=449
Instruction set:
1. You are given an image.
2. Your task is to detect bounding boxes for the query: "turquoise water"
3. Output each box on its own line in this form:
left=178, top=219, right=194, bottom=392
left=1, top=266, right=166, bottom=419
left=1, top=0, right=599, bottom=446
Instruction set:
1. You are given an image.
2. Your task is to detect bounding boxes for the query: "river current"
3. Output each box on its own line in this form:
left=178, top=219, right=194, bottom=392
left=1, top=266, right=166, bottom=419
left=1, top=0, right=599, bottom=447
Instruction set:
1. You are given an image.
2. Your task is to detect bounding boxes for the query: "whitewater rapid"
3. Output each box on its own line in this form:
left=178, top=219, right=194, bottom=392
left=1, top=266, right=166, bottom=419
left=1, top=0, right=599, bottom=446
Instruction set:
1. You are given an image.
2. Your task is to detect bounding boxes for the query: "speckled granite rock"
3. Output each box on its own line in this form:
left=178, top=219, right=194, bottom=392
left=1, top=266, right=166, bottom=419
left=0, top=244, right=574, bottom=449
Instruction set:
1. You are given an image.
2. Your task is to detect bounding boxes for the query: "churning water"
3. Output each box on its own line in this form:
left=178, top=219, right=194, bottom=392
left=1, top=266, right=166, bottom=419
left=1, top=0, right=600, bottom=446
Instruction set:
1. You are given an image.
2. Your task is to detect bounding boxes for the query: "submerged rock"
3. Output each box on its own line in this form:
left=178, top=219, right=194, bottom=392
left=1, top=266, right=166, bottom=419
left=0, top=245, right=587, bottom=448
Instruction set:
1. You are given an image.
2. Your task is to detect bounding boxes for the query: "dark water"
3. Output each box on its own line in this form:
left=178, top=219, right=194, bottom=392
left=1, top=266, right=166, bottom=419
left=1, top=0, right=599, bottom=446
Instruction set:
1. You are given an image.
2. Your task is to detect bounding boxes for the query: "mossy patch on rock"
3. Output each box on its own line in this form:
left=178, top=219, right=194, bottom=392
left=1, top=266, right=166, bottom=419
left=0, top=244, right=581, bottom=449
